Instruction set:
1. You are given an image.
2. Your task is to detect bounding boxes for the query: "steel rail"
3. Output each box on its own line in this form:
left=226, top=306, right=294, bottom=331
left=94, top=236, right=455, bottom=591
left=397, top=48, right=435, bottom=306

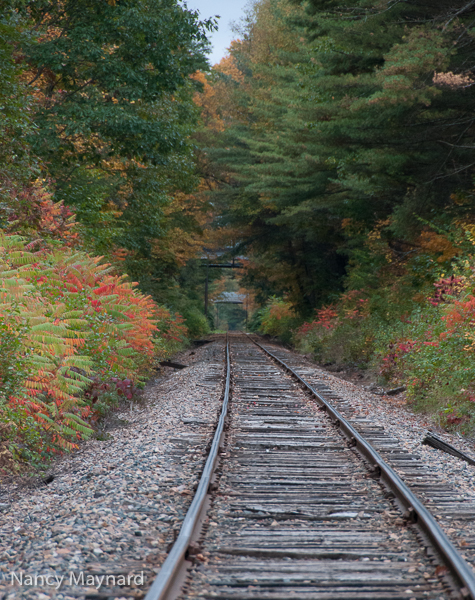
left=252, top=337, right=475, bottom=600
left=145, top=336, right=231, bottom=600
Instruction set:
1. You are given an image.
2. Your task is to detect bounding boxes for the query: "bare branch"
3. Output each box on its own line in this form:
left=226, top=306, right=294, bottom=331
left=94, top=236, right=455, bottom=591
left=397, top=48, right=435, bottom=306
left=444, top=0, right=475, bottom=30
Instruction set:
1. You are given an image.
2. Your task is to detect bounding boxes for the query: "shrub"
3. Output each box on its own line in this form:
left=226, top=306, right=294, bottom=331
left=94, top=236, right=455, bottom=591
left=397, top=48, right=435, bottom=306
left=294, top=253, right=475, bottom=434
left=2, top=179, right=80, bottom=246
left=294, top=292, right=374, bottom=367
left=153, top=306, right=188, bottom=357
left=258, top=297, right=301, bottom=344
left=181, top=306, right=210, bottom=339
left=375, top=266, right=475, bottom=432
left=0, top=233, right=185, bottom=458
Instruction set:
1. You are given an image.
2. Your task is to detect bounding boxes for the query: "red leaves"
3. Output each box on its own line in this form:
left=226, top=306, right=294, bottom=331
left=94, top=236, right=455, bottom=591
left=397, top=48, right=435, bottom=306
left=93, top=284, right=114, bottom=296
left=380, top=339, right=418, bottom=378
left=111, top=377, right=137, bottom=400
left=66, top=275, right=83, bottom=291
left=153, top=307, right=187, bottom=345
left=442, top=296, right=475, bottom=337
left=298, top=295, right=370, bottom=338
left=428, top=274, right=463, bottom=306
left=316, top=306, right=339, bottom=329
left=297, top=305, right=338, bottom=337
left=1, top=232, right=191, bottom=457
left=445, top=412, right=465, bottom=425
left=6, top=180, right=81, bottom=246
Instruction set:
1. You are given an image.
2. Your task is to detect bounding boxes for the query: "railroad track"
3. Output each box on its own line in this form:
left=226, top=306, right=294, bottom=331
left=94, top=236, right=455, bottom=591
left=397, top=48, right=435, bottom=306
left=146, top=334, right=475, bottom=600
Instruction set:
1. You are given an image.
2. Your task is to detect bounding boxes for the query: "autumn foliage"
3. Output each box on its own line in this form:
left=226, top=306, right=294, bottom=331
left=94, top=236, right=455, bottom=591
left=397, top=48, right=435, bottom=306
left=292, top=240, right=475, bottom=434
left=3, top=180, right=80, bottom=246
left=0, top=232, right=187, bottom=457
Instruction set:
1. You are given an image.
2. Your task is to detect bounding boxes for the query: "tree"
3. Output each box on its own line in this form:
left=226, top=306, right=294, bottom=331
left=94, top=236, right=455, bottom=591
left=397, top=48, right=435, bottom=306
left=198, top=0, right=475, bottom=315
left=21, top=0, right=216, bottom=274
left=198, top=0, right=347, bottom=314
left=298, top=0, right=475, bottom=235
left=0, top=4, right=37, bottom=203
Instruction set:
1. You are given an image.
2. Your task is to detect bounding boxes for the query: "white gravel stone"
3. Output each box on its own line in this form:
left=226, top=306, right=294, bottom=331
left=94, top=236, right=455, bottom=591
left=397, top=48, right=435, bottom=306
left=0, top=339, right=224, bottom=599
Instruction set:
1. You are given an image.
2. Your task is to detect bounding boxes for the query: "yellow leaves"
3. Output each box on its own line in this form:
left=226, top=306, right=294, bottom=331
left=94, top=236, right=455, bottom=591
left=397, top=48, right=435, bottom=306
left=215, top=54, right=245, bottom=84
left=193, top=54, right=249, bottom=132
left=365, top=220, right=388, bottom=246
left=111, top=247, right=129, bottom=262
left=418, top=230, right=460, bottom=263
left=454, top=221, right=475, bottom=247
left=1, top=231, right=164, bottom=453
left=341, top=218, right=352, bottom=229
left=451, top=193, right=469, bottom=206
left=367, top=230, right=382, bottom=241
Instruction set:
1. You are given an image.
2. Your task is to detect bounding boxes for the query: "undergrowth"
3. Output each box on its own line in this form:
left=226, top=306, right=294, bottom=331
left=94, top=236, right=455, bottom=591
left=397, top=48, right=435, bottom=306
left=256, top=227, right=475, bottom=438
left=0, top=233, right=188, bottom=474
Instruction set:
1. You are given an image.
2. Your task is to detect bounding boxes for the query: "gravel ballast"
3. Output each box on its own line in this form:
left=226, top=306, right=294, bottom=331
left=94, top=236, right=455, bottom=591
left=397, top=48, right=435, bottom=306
left=260, top=341, right=475, bottom=570
left=0, top=340, right=224, bottom=600
left=3, top=335, right=475, bottom=599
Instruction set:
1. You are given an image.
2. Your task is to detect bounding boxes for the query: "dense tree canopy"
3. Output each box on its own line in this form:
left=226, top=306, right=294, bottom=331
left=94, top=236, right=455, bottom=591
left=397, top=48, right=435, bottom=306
left=0, top=0, right=218, bottom=322
left=198, top=0, right=475, bottom=315
left=4, top=0, right=475, bottom=457
left=23, top=0, right=214, bottom=261
left=0, top=0, right=219, bottom=463
left=0, top=5, right=36, bottom=199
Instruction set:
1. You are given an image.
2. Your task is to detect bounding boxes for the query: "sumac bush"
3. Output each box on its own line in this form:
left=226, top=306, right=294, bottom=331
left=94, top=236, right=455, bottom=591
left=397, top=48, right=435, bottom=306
left=0, top=233, right=187, bottom=460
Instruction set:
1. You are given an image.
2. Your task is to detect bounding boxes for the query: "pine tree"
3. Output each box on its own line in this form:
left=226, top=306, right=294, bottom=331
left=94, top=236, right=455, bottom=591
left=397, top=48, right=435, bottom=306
left=199, top=0, right=475, bottom=313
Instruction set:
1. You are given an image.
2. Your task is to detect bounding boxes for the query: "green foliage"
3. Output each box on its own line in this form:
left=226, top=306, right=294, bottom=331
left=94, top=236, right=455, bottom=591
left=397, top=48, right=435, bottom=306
left=202, top=0, right=475, bottom=317
left=292, top=231, right=475, bottom=434
left=195, top=0, right=475, bottom=436
left=257, top=297, right=301, bottom=344
left=16, top=0, right=215, bottom=295
left=0, top=0, right=215, bottom=472
left=181, top=306, right=210, bottom=339
left=0, top=232, right=188, bottom=460
left=0, top=403, right=53, bottom=470
left=24, top=0, right=212, bottom=169
left=0, top=6, right=37, bottom=201
left=0, top=317, right=28, bottom=401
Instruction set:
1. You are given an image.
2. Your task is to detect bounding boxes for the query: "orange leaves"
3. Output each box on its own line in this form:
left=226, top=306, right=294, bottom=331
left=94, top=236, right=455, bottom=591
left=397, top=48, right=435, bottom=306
left=93, top=284, right=115, bottom=295
left=418, top=231, right=460, bottom=263
left=6, top=180, right=81, bottom=247
left=442, top=296, right=475, bottom=337
left=298, top=291, right=370, bottom=339
left=192, top=54, right=247, bottom=132
left=259, top=298, right=297, bottom=337
left=315, top=306, right=339, bottom=329
left=296, top=305, right=338, bottom=338
left=0, top=233, right=179, bottom=453
left=65, top=274, right=83, bottom=290
left=111, top=248, right=128, bottom=262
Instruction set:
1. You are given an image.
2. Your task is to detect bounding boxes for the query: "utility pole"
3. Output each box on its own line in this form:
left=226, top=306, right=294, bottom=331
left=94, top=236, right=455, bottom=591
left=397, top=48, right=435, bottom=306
left=204, top=264, right=209, bottom=318
left=245, top=295, right=248, bottom=330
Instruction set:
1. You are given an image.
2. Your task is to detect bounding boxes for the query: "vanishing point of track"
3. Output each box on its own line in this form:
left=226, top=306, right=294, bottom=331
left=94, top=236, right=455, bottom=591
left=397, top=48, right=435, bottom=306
left=146, top=334, right=475, bottom=600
